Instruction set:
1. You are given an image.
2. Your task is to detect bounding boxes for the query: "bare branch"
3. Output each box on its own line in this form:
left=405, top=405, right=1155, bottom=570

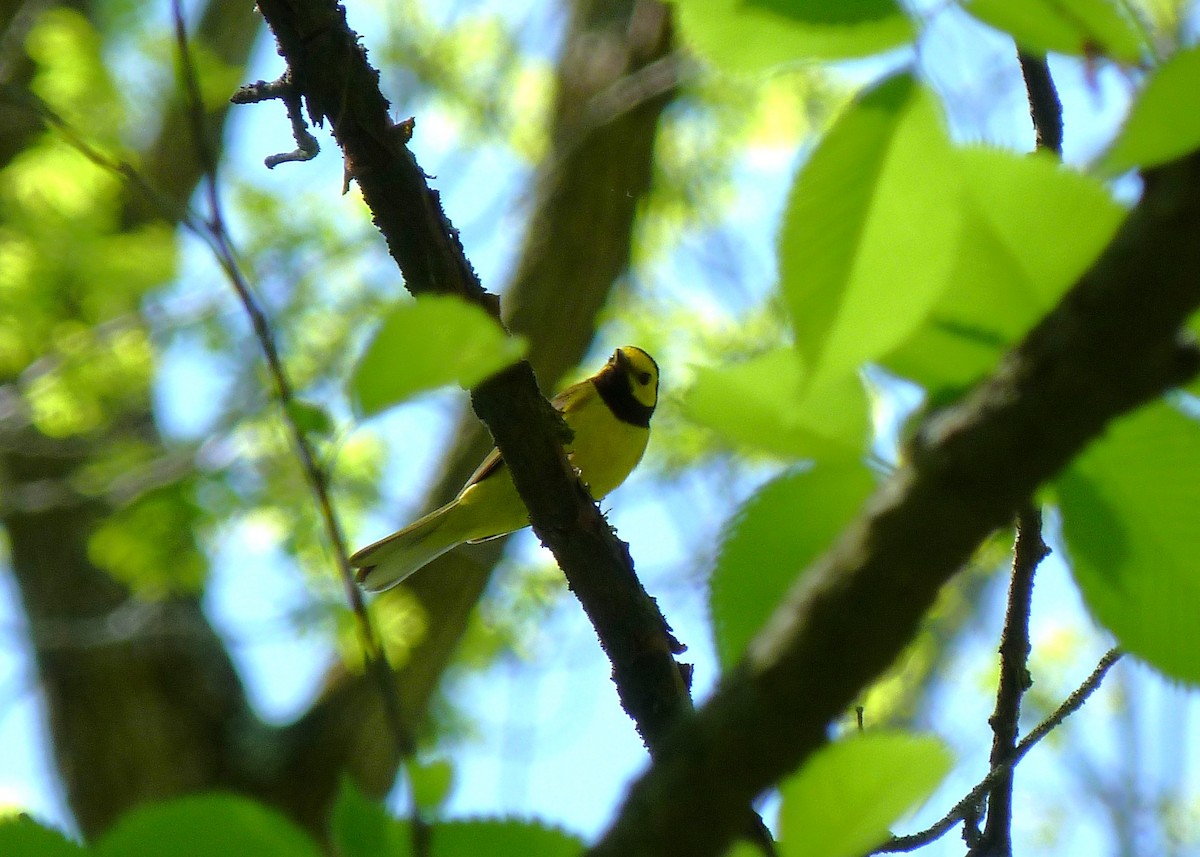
left=966, top=51, right=1066, bottom=856
left=877, top=649, right=1123, bottom=853
left=230, top=73, right=320, bottom=167
left=969, top=506, right=1047, bottom=855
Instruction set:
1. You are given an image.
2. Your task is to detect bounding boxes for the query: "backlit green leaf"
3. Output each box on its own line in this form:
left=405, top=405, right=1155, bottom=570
left=0, top=816, right=85, bottom=857
left=674, top=0, right=913, bottom=72
left=95, top=794, right=322, bottom=857
left=683, top=347, right=869, bottom=459
left=781, top=75, right=960, bottom=399
left=967, top=0, right=1144, bottom=63
left=409, top=758, right=455, bottom=814
left=885, top=148, right=1124, bottom=394
left=331, top=780, right=407, bottom=857
left=331, top=780, right=583, bottom=857
left=1058, top=401, right=1200, bottom=684
left=351, top=295, right=525, bottom=417
left=1099, top=44, right=1200, bottom=175
left=286, top=399, right=334, bottom=439
left=778, top=732, right=952, bottom=857
left=711, top=460, right=874, bottom=666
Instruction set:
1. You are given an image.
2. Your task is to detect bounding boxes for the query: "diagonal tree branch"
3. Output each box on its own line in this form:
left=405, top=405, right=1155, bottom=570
left=278, top=0, right=684, bottom=815
left=247, top=0, right=716, bottom=786
left=246, top=0, right=772, bottom=846
left=585, top=148, right=1200, bottom=857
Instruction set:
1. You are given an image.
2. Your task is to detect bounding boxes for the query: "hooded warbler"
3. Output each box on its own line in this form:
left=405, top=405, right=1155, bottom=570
left=352, top=345, right=659, bottom=591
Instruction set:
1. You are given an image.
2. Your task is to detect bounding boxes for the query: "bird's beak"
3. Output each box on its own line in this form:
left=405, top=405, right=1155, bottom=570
left=612, top=348, right=628, bottom=369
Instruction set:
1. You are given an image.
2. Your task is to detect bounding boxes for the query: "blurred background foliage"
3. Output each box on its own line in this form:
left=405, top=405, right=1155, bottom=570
left=1, top=0, right=1199, bottom=855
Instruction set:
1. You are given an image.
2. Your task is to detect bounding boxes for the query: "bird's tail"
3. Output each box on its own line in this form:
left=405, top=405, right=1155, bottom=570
left=351, top=499, right=465, bottom=592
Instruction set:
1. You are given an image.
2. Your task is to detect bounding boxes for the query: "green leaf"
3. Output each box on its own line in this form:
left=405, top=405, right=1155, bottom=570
left=421, top=820, right=584, bottom=857
left=286, top=399, right=334, bottom=438
left=409, top=758, right=455, bottom=814
left=1099, top=44, right=1200, bottom=175
left=966, top=0, right=1144, bottom=62
left=710, top=459, right=874, bottom=666
left=331, top=780, right=407, bottom=857
left=1057, top=401, right=1200, bottom=684
left=778, top=732, right=952, bottom=857
left=674, top=0, right=913, bottom=71
left=0, top=816, right=86, bottom=857
left=781, top=75, right=961, bottom=399
left=884, top=148, right=1125, bottom=393
left=87, top=482, right=206, bottom=594
left=683, top=347, right=869, bottom=459
left=95, top=794, right=322, bottom=857
left=331, top=781, right=584, bottom=857
left=351, top=295, right=525, bottom=417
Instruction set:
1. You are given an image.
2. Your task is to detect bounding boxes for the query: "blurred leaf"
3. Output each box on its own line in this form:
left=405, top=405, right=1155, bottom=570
left=966, top=0, right=1145, bottom=62
left=286, top=399, right=334, bottom=439
left=0, top=816, right=86, bottom=857
left=884, top=148, right=1124, bottom=393
left=351, top=295, right=526, bottom=417
left=1099, top=44, right=1200, bottom=175
left=674, top=0, right=913, bottom=71
left=332, top=779, right=407, bottom=857
left=87, top=482, right=205, bottom=594
left=1057, top=401, right=1200, bottom=684
left=781, top=75, right=960, bottom=399
left=332, top=779, right=584, bottom=857
left=417, top=819, right=584, bottom=857
left=26, top=9, right=122, bottom=139
left=683, top=347, right=870, bottom=459
left=711, top=459, right=874, bottom=666
left=778, top=732, right=952, bottom=857
left=187, top=39, right=249, bottom=112
left=409, top=759, right=455, bottom=814
left=726, top=843, right=762, bottom=857
left=95, top=794, right=321, bottom=857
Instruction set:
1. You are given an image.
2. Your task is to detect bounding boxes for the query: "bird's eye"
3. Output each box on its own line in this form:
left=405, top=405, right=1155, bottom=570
left=637, top=371, right=652, bottom=385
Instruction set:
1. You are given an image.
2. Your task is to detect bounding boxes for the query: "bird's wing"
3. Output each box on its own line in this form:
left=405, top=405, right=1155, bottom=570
left=460, top=380, right=590, bottom=490
left=553, top=378, right=593, bottom=416
left=464, top=446, right=506, bottom=488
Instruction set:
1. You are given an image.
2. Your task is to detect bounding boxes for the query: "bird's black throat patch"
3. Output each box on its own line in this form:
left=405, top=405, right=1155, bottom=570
left=593, top=367, right=654, bottom=428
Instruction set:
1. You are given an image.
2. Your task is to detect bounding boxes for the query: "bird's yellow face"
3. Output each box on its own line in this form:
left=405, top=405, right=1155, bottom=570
left=590, top=346, right=658, bottom=428
left=613, top=346, right=659, bottom=411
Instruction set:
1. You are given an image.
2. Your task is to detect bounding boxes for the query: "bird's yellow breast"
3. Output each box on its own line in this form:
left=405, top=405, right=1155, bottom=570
left=562, top=384, right=650, bottom=499
left=453, top=381, right=649, bottom=542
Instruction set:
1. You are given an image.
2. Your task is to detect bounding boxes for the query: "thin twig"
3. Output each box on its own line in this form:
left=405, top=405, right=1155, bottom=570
left=230, top=73, right=320, bottom=167
left=969, top=505, right=1048, bottom=855
left=874, top=649, right=1124, bottom=853
left=169, top=0, right=421, bottom=778
left=957, top=50, right=1066, bottom=856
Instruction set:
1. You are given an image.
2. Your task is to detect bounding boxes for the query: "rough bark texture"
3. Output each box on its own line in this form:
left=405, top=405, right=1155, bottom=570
left=308, top=0, right=680, bottom=755
left=252, top=0, right=698, bottom=758
left=587, top=150, right=1200, bottom=857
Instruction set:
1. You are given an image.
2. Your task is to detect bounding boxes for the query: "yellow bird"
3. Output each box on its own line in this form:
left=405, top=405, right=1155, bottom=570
left=352, top=346, right=659, bottom=592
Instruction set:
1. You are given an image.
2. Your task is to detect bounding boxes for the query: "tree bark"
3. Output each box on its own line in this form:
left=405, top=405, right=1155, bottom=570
left=296, top=0, right=678, bottom=764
